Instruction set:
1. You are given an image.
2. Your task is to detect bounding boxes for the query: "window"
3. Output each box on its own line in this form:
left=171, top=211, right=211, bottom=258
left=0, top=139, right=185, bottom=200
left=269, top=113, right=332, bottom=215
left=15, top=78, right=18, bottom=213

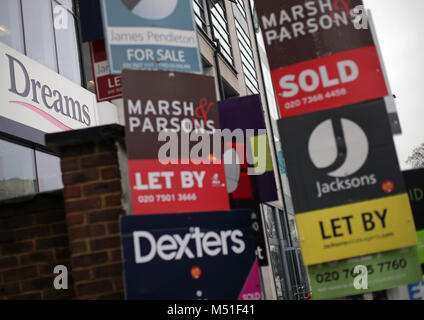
left=211, top=0, right=234, bottom=65
left=192, top=0, right=234, bottom=66
left=53, top=1, right=82, bottom=84
left=0, top=0, right=25, bottom=53
left=192, top=0, right=208, bottom=33
left=0, top=139, right=63, bottom=200
left=234, top=4, right=260, bottom=94
left=35, top=150, right=63, bottom=192
left=0, top=139, right=37, bottom=200
left=236, top=0, right=246, bottom=19
left=22, top=0, right=58, bottom=71
left=0, top=0, right=82, bottom=85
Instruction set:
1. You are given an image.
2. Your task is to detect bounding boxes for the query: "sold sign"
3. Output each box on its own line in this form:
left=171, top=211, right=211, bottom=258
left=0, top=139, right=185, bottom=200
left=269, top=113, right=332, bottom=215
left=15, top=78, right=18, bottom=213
left=272, top=46, right=388, bottom=118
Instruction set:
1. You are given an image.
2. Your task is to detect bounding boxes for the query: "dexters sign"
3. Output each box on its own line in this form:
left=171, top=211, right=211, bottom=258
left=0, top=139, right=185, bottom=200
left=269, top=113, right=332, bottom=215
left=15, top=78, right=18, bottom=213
left=121, top=210, right=262, bottom=300
left=100, top=0, right=202, bottom=74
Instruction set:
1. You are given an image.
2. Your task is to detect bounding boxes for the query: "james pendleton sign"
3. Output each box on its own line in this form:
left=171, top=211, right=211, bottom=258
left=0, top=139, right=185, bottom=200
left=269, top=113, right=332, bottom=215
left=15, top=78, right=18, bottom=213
left=100, top=0, right=202, bottom=74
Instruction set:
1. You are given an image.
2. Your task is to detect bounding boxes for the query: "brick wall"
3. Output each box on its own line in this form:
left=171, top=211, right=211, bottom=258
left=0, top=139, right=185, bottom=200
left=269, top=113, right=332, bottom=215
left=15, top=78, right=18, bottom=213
left=0, top=192, right=74, bottom=300
left=53, top=128, right=126, bottom=300
left=0, top=125, right=126, bottom=300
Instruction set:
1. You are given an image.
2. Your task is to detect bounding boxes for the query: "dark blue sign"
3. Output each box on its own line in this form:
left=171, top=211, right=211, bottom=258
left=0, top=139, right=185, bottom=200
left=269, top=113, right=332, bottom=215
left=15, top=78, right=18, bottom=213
left=77, top=0, right=104, bottom=42
left=120, top=210, right=262, bottom=300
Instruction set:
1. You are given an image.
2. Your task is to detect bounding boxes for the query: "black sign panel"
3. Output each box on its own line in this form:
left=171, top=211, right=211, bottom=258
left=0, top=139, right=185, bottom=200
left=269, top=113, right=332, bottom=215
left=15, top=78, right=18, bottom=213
left=77, top=0, right=104, bottom=42
left=229, top=199, right=269, bottom=267
left=254, top=0, right=373, bottom=70
left=121, top=210, right=262, bottom=300
left=277, top=99, right=405, bottom=213
left=403, top=169, right=424, bottom=230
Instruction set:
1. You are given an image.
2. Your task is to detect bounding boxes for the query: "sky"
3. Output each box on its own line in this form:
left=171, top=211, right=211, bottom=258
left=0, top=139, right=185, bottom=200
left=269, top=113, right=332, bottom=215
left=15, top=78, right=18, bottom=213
left=363, top=0, right=424, bottom=170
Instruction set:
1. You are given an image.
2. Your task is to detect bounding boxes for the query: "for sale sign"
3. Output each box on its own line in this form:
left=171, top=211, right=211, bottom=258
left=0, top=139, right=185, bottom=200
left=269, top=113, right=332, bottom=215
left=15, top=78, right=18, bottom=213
left=122, top=69, right=229, bottom=215
left=89, top=39, right=122, bottom=102
left=254, top=0, right=388, bottom=118
left=100, top=0, right=202, bottom=74
left=121, top=210, right=262, bottom=300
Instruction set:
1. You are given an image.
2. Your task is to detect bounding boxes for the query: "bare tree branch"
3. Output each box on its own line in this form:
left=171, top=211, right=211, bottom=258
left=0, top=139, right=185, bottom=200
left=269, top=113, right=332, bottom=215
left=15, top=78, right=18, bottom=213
left=406, top=143, right=424, bottom=169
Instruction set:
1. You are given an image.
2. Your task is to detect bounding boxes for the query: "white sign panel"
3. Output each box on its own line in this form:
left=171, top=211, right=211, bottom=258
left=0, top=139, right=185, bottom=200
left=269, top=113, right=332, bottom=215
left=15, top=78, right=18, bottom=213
left=0, top=42, right=98, bottom=133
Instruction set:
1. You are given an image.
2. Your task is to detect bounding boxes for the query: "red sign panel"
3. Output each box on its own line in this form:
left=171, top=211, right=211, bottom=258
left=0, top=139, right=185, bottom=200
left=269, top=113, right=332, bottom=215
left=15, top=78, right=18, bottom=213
left=129, top=159, right=229, bottom=215
left=89, top=39, right=122, bottom=102
left=122, top=69, right=230, bottom=215
left=272, top=45, right=388, bottom=118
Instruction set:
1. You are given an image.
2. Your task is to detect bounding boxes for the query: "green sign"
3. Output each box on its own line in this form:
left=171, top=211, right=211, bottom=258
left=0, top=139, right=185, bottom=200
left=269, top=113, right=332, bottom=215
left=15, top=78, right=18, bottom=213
left=249, top=134, right=274, bottom=174
left=418, top=231, right=424, bottom=264
left=309, top=246, right=422, bottom=300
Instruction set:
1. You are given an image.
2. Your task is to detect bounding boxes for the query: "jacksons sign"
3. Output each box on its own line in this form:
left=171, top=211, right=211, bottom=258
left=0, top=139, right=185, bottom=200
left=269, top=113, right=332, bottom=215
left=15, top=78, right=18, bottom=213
left=254, top=0, right=387, bottom=118
left=278, top=100, right=406, bottom=214
left=120, top=210, right=262, bottom=300
left=122, top=69, right=229, bottom=215
left=0, top=42, right=97, bottom=133
left=278, top=101, right=417, bottom=265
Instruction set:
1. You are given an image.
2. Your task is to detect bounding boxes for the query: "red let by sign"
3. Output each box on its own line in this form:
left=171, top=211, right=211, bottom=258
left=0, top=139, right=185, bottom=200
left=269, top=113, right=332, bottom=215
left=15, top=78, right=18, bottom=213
left=89, top=39, right=122, bottom=102
left=272, top=45, right=388, bottom=118
left=129, top=159, right=230, bottom=215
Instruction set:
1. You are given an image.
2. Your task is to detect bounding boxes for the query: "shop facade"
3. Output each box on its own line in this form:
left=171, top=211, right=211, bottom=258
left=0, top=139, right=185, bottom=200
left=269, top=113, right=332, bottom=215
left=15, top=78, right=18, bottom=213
left=0, top=0, right=309, bottom=300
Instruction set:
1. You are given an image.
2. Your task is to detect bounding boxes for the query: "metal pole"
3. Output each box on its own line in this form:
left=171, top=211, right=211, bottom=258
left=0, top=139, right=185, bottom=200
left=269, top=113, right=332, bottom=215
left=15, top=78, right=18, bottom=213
left=273, top=207, right=294, bottom=300
left=246, top=0, right=301, bottom=299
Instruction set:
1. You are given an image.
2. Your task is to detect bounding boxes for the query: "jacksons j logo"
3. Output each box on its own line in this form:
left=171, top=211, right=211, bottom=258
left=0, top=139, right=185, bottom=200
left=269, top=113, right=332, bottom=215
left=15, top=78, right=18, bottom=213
left=309, top=117, right=377, bottom=198
left=278, top=100, right=406, bottom=214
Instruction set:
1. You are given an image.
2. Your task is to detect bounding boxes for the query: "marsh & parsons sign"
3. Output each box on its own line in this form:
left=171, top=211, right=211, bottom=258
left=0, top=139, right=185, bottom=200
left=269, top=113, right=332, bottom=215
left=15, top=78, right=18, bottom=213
left=122, top=69, right=229, bottom=215
left=254, top=0, right=388, bottom=118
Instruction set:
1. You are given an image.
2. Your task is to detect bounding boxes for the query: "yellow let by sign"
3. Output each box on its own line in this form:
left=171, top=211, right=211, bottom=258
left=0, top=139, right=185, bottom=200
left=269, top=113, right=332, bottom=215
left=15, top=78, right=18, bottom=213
left=296, top=194, right=418, bottom=265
